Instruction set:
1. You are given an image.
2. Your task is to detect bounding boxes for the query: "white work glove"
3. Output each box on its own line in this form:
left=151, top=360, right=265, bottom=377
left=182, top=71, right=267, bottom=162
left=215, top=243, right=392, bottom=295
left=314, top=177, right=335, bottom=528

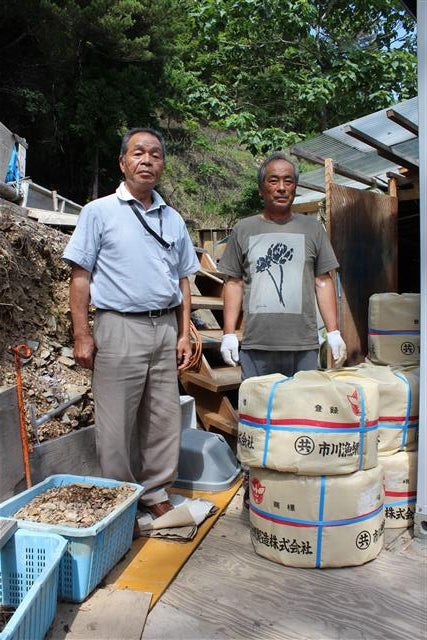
left=327, top=330, right=347, bottom=368
left=220, top=333, right=239, bottom=366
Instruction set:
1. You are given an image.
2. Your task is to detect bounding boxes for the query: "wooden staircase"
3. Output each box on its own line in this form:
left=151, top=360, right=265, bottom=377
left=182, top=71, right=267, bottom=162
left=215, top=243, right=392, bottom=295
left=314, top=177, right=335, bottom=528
left=180, top=249, right=242, bottom=438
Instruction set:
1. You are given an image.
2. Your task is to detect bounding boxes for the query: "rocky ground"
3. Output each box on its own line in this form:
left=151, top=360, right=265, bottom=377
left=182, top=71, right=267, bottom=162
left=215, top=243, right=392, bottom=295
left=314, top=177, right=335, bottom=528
left=0, top=199, right=94, bottom=442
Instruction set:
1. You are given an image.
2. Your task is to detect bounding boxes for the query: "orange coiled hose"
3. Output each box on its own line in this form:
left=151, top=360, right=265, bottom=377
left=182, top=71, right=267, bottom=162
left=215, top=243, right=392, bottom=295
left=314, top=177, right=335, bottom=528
left=180, top=321, right=203, bottom=372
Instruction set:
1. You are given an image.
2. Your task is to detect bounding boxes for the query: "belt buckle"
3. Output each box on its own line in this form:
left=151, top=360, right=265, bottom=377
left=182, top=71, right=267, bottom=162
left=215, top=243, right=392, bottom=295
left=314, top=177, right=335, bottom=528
left=148, top=309, right=162, bottom=318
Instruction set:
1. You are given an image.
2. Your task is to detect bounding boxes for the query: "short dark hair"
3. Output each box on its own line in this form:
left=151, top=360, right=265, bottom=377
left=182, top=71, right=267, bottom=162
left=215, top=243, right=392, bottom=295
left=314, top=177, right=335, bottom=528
left=257, top=152, right=299, bottom=189
left=120, top=127, right=166, bottom=158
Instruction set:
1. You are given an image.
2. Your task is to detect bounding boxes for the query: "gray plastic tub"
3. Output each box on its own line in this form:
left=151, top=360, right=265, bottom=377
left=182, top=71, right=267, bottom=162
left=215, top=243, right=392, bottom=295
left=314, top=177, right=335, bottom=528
left=174, top=429, right=241, bottom=492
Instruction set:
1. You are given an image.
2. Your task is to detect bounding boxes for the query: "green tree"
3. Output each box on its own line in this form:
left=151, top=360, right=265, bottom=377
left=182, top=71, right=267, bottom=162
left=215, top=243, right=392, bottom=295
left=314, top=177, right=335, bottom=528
left=170, top=0, right=416, bottom=153
left=0, top=0, right=185, bottom=201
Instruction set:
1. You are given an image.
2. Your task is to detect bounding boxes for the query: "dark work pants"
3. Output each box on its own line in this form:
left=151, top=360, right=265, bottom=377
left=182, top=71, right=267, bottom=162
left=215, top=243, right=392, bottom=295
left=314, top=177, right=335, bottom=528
left=239, top=348, right=319, bottom=381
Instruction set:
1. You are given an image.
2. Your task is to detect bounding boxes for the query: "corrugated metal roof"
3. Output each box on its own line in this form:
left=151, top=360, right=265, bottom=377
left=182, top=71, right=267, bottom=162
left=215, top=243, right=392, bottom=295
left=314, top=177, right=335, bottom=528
left=293, top=96, right=419, bottom=204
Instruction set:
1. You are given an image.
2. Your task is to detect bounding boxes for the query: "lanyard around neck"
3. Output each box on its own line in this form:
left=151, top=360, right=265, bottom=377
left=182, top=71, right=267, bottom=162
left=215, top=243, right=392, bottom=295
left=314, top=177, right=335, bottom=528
left=128, top=201, right=172, bottom=250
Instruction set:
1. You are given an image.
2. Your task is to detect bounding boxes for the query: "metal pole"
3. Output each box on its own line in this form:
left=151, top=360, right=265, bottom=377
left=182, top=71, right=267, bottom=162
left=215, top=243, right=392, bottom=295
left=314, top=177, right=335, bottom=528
left=414, top=0, right=427, bottom=540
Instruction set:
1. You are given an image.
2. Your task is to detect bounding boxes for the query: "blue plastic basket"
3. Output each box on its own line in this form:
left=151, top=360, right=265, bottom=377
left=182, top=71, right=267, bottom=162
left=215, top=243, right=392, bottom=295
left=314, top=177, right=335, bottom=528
left=0, top=529, right=67, bottom=640
left=0, top=475, right=143, bottom=603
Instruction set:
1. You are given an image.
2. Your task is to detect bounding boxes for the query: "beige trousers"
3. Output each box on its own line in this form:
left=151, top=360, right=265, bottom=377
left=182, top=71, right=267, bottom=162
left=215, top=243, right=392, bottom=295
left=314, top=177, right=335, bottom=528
left=92, top=310, right=181, bottom=505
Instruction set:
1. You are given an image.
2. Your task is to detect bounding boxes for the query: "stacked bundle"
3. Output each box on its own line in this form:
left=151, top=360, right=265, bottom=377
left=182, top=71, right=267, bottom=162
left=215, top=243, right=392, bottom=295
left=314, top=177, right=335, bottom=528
left=368, top=293, right=420, bottom=366
left=238, top=370, right=384, bottom=568
left=366, top=292, right=420, bottom=529
left=351, top=363, right=419, bottom=528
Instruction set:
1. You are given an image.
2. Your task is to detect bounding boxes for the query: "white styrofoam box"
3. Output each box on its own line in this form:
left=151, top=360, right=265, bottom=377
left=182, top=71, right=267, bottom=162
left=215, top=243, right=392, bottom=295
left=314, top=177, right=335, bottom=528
left=180, top=395, right=197, bottom=430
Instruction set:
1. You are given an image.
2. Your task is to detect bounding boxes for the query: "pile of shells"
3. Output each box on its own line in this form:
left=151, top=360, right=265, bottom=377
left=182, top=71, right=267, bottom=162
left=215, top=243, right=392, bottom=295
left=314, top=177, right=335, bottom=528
left=14, top=483, right=136, bottom=528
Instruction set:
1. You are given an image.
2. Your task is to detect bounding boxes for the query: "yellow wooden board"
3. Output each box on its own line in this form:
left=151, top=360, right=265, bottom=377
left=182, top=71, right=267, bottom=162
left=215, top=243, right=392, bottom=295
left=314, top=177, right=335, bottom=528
left=105, top=479, right=242, bottom=608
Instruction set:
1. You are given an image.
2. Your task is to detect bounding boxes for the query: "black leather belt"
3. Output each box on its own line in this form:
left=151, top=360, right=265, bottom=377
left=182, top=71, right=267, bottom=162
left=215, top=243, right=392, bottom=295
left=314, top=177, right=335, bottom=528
left=98, top=308, right=174, bottom=317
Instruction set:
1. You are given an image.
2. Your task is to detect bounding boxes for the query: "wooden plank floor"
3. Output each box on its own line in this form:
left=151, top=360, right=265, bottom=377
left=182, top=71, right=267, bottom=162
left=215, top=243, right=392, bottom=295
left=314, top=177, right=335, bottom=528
left=143, top=487, right=427, bottom=640
left=106, top=482, right=242, bottom=604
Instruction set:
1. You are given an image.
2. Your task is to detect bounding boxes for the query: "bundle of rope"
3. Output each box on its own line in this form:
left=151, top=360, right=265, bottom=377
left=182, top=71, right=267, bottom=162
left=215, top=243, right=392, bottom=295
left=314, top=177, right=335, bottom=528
left=179, top=321, right=203, bottom=372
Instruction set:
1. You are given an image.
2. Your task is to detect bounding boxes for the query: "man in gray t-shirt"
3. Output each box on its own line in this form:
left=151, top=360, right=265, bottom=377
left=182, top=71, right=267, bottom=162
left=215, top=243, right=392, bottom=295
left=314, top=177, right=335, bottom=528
left=219, top=152, right=347, bottom=380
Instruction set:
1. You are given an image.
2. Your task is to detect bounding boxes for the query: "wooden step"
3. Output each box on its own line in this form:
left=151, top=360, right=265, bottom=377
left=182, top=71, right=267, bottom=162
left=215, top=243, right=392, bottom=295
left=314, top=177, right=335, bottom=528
left=203, top=412, right=238, bottom=436
left=198, top=329, right=243, bottom=349
left=197, top=269, right=224, bottom=284
left=191, top=295, right=223, bottom=311
left=181, top=367, right=241, bottom=392
left=192, top=309, right=220, bottom=330
left=195, top=273, right=224, bottom=298
left=179, top=378, right=238, bottom=439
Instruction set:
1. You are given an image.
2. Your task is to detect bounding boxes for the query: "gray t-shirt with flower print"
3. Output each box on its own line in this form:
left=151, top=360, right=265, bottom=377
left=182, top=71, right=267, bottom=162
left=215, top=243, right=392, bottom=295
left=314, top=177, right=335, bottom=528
left=218, top=213, right=339, bottom=351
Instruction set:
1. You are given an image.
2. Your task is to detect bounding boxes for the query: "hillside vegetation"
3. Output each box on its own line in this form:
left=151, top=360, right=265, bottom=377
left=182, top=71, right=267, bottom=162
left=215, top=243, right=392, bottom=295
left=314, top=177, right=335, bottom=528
left=158, top=129, right=259, bottom=228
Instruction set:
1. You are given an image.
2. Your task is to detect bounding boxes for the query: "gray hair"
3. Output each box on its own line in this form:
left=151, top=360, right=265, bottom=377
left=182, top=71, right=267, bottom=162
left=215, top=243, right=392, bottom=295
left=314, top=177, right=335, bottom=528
left=120, top=127, right=166, bottom=158
left=257, top=152, right=299, bottom=189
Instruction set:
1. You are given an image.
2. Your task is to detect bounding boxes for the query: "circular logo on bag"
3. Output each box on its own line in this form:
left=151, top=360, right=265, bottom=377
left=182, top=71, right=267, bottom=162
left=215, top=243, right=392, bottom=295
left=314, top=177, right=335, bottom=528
left=294, top=436, right=315, bottom=455
left=356, top=530, right=371, bottom=550
left=401, top=342, right=415, bottom=355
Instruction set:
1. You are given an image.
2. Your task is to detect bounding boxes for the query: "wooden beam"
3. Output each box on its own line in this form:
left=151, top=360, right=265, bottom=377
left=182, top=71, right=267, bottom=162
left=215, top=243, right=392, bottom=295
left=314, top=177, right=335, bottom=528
left=292, top=147, right=384, bottom=188
left=386, top=109, right=418, bottom=136
left=386, top=171, right=412, bottom=186
left=198, top=329, right=243, bottom=349
left=180, top=370, right=241, bottom=393
left=291, top=201, right=322, bottom=214
left=196, top=249, right=219, bottom=273
left=27, top=208, right=78, bottom=226
left=298, top=179, right=326, bottom=193
left=191, top=295, right=223, bottom=311
left=291, top=200, right=323, bottom=214
left=197, top=269, right=224, bottom=284
left=343, top=125, right=419, bottom=173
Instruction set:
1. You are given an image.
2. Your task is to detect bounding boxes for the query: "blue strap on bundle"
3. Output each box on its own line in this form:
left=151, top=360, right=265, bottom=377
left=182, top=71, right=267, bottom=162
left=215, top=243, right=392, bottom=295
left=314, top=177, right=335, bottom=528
left=393, top=372, right=412, bottom=449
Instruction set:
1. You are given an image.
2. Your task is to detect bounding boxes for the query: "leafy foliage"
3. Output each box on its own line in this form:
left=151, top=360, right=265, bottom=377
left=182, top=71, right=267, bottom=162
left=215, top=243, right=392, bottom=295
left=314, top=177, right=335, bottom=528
left=0, top=0, right=417, bottom=214
left=172, top=0, right=416, bottom=150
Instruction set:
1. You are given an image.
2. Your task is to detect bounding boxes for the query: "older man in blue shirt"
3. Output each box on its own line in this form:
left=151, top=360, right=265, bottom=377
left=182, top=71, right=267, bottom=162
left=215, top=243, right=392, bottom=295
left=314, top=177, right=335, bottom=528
left=63, top=128, right=199, bottom=525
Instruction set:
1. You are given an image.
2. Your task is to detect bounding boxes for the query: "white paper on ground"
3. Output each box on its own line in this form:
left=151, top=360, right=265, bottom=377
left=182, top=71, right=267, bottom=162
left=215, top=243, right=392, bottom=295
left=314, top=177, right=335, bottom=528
left=137, top=495, right=217, bottom=531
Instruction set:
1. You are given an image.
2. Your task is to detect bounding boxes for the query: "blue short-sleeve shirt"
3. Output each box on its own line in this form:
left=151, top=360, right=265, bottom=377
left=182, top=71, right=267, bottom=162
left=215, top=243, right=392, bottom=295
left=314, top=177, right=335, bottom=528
left=62, top=183, right=200, bottom=312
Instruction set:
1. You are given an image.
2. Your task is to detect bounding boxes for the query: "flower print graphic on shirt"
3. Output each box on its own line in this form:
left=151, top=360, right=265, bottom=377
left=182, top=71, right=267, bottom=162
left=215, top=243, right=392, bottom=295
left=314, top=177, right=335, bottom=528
left=255, top=242, right=294, bottom=308
left=248, top=232, right=304, bottom=315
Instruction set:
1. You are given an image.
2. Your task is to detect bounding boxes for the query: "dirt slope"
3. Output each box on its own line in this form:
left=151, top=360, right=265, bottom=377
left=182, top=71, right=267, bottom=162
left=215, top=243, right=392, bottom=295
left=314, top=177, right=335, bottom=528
left=0, top=199, right=94, bottom=442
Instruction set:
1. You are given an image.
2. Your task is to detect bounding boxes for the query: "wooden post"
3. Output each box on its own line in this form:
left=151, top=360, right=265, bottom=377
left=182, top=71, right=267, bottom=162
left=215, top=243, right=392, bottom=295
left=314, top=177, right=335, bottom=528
left=388, top=177, right=399, bottom=199
left=325, top=158, right=334, bottom=235
left=325, top=158, right=335, bottom=369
